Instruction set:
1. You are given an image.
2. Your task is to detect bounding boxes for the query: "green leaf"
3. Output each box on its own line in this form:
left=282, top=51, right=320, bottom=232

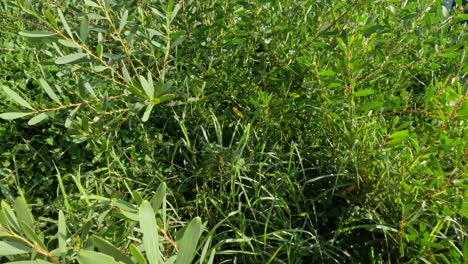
left=58, top=210, right=67, bottom=256
left=77, top=250, right=119, bottom=264
left=80, top=16, right=89, bottom=44
left=170, top=4, right=181, bottom=22
left=55, top=53, right=87, bottom=64
left=57, top=9, right=73, bottom=39
left=139, top=200, right=161, bottom=264
left=58, top=39, right=81, bottom=48
left=0, top=241, right=31, bottom=255
left=139, top=74, right=154, bottom=99
left=1, top=200, right=21, bottom=232
left=19, top=31, right=57, bottom=38
left=27, top=113, right=49, bottom=126
left=2, top=86, right=33, bottom=110
left=0, top=112, right=33, bottom=120
left=39, top=78, right=62, bottom=105
left=20, top=221, right=47, bottom=252
left=175, top=217, right=202, bottom=264
left=129, top=244, right=147, bottom=264
left=354, top=89, right=374, bottom=97
left=158, top=94, right=175, bottom=104
left=6, top=260, right=52, bottom=264
left=150, top=183, right=166, bottom=212
left=84, top=0, right=100, bottom=8
left=142, top=104, right=153, bottom=122
left=65, top=106, right=80, bottom=128
left=91, top=235, right=134, bottom=264
left=387, top=130, right=409, bottom=146
left=119, top=10, right=128, bottom=32
left=13, top=197, right=34, bottom=228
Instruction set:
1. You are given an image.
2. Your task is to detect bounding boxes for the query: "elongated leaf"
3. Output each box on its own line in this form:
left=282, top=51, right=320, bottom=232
left=19, top=31, right=57, bottom=38
left=139, top=200, right=161, bottom=264
left=129, top=244, right=147, bottom=264
left=1, top=200, right=20, bottom=232
left=39, top=78, right=61, bottom=105
left=142, top=104, right=153, bottom=122
left=139, top=75, right=154, bottom=99
left=2, top=86, right=33, bottom=109
left=57, top=9, right=73, bottom=39
left=206, top=249, right=216, bottom=264
left=20, top=221, right=47, bottom=251
left=27, top=113, right=48, bottom=126
left=58, top=39, right=80, bottom=48
left=58, top=210, right=67, bottom=256
left=77, top=250, right=118, bottom=264
left=84, top=82, right=97, bottom=98
left=80, top=16, right=89, bottom=44
left=65, top=106, right=80, bottom=128
left=0, top=241, right=31, bottom=255
left=354, top=89, right=374, bottom=97
left=0, top=112, right=33, bottom=120
left=84, top=0, right=100, bottom=8
left=55, top=53, right=87, bottom=64
left=150, top=183, right=166, bottom=212
left=175, top=217, right=202, bottom=264
left=6, top=260, right=52, bottom=264
left=92, top=235, right=133, bottom=264
left=119, top=10, right=128, bottom=32
left=171, top=4, right=181, bottom=22
left=13, top=196, right=34, bottom=228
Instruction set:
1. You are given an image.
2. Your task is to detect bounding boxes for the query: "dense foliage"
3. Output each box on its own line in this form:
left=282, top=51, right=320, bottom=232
left=0, top=0, right=466, bottom=263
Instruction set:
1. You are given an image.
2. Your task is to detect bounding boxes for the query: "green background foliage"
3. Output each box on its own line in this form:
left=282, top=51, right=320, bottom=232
left=0, top=0, right=466, bottom=263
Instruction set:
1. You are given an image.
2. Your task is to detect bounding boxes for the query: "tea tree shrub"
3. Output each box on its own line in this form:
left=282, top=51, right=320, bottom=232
left=0, top=0, right=466, bottom=263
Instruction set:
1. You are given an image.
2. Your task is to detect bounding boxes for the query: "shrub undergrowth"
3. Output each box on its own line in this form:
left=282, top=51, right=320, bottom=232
left=0, top=0, right=466, bottom=263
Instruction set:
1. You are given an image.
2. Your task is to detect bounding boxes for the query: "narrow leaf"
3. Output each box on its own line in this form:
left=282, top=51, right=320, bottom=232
left=65, top=107, right=80, bottom=128
left=139, top=200, right=161, bottom=264
left=58, top=39, right=80, bottom=48
left=13, top=196, right=34, bottom=228
left=139, top=75, right=154, bottom=99
left=57, top=9, right=73, bottom=39
left=142, top=104, right=153, bottom=122
left=175, top=217, right=202, bottom=264
left=84, top=0, right=100, bottom=8
left=354, top=89, right=374, bottom=97
left=20, top=221, right=47, bottom=252
left=129, top=244, right=147, bottom=264
left=170, top=4, right=181, bottom=22
left=2, top=86, right=33, bottom=109
left=0, top=241, right=31, bottom=255
left=27, top=113, right=48, bottom=126
left=80, top=16, right=89, bottom=44
left=119, top=10, right=128, bottom=32
left=77, top=250, right=117, bottom=264
left=19, top=31, right=57, bottom=38
left=0, top=112, right=32, bottom=120
left=39, top=78, right=61, bottom=105
left=92, top=235, right=133, bottom=264
left=1, top=200, right=21, bottom=232
left=150, top=183, right=166, bottom=212
left=58, top=210, right=67, bottom=256
left=55, top=53, right=87, bottom=64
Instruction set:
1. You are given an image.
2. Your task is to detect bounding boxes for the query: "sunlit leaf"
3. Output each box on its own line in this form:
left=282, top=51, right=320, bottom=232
left=0, top=112, right=33, bottom=120
left=139, top=200, right=161, bottom=264
left=77, top=250, right=118, bottom=264
left=58, top=210, right=67, bottom=256
left=13, top=197, right=34, bottom=228
left=0, top=241, right=31, bottom=255
left=39, top=78, right=62, bottom=105
left=55, top=53, right=87, bottom=64
left=175, top=217, right=202, bottom=264
left=2, top=86, right=33, bottom=109
left=19, top=31, right=57, bottom=38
